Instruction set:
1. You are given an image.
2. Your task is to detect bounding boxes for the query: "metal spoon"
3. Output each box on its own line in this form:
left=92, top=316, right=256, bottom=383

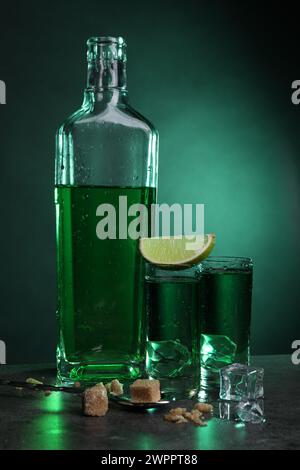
left=109, top=393, right=170, bottom=409
left=0, top=379, right=171, bottom=409
left=0, top=379, right=84, bottom=394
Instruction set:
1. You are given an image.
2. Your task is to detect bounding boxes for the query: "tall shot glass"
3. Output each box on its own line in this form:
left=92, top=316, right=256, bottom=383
left=145, top=264, right=201, bottom=399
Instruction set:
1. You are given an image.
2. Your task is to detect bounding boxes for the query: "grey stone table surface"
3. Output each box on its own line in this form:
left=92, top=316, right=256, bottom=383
left=0, top=355, right=299, bottom=450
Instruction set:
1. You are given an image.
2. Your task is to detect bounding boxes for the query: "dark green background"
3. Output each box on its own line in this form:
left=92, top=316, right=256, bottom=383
left=0, top=1, right=299, bottom=363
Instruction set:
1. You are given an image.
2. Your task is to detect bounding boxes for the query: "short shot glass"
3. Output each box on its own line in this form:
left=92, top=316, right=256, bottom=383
left=198, top=256, right=253, bottom=391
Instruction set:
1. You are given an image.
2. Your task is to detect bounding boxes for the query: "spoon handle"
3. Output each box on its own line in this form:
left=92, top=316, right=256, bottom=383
left=0, top=379, right=83, bottom=394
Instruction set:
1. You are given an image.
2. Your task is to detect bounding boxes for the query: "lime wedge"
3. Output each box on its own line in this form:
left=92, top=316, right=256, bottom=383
left=139, top=234, right=216, bottom=267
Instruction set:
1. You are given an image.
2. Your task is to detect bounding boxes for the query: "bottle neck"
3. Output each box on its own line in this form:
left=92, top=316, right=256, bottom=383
left=85, top=59, right=127, bottom=104
left=84, top=37, right=127, bottom=105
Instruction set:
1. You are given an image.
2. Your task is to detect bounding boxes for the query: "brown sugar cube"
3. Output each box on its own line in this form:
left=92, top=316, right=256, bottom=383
left=164, top=413, right=181, bottom=422
left=164, top=406, right=208, bottom=426
left=169, top=407, right=186, bottom=416
left=189, top=409, right=204, bottom=425
left=105, top=379, right=124, bottom=396
left=183, top=411, right=192, bottom=420
left=194, top=412, right=207, bottom=426
left=191, top=409, right=202, bottom=418
left=164, top=413, right=187, bottom=423
left=164, top=407, right=187, bottom=423
left=130, top=379, right=161, bottom=403
left=82, top=383, right=108, bottom=417
left=193, top=403, right=213, bottom=414
left=175, top=416, right=188, bottom=424
left=111, top=379, right=123, bottom=395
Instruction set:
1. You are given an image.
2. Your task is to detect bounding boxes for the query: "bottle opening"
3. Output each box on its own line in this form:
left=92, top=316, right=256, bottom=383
left=87, top=36, right=127, bottom=62
left=88, top=36, right=126, bottom=45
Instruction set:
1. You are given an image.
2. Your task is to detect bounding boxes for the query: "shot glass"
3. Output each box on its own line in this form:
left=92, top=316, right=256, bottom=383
left=198, top=256, right=253, bottom=392
left=145, top=263, right=201, bottom=399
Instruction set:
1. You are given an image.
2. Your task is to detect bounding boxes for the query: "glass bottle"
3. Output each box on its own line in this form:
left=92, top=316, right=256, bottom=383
left=55, top=37, right=158, bottom=384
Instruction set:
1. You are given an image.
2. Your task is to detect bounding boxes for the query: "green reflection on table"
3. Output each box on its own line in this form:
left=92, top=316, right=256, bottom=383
left=23, top=393, right=68, bottom=450
left=193, top=418, right=246, bottom=450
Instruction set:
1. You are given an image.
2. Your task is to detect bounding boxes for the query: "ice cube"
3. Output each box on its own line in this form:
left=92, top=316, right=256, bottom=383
left=219, top=363, right=264, bottom=401
left=219, top=399, right=265, bottom=424
left=200, top=334, right=237, bottom=371
left=236, top=400, right=265, bottom=424
left=146, top=340, right=191, bottom=378
left=219, top=401, right=236, bottom=421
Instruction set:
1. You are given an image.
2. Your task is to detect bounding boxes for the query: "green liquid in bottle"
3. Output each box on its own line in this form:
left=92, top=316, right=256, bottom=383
left=55, top=185, right=156, bottom=383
